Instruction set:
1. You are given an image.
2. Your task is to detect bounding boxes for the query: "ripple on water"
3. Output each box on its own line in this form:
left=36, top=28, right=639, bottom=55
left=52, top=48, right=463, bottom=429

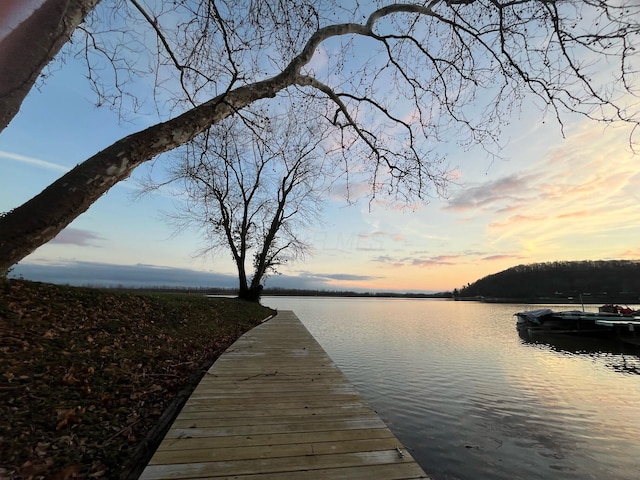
left=263, top=297, right=640, bottom=480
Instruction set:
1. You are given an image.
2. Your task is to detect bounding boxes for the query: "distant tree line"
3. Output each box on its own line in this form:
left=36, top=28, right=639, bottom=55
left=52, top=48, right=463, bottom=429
left=261, top=288, right=452, bottom=299
left=110, top=285, right=452, bottom=299
left=456, top=260, right=640, bottom=302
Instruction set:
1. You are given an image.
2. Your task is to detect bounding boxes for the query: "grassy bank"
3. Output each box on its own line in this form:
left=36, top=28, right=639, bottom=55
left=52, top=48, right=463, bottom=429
left=0, top=279, right=273, bottom=479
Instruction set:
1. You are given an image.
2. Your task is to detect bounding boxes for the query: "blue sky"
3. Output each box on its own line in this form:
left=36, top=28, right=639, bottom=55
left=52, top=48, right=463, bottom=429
left=2, top=2, right=639, bottom=292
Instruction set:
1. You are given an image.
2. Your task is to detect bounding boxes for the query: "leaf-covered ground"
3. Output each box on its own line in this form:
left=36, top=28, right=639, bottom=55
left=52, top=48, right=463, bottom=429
left=0, top=279, right=273, bottom=479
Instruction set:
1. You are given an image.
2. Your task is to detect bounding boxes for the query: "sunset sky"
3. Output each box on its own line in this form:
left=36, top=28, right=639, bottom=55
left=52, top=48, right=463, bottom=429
left=2, top=2, right=639, bottom=293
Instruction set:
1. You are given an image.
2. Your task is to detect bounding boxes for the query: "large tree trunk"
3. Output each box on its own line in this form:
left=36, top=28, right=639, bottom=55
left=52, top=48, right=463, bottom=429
left=0, top=74, right=297, bottom=275
left=238, top=283, right=263, bottom=302
left=0, top=0, right=101, bottom=132
left=236, top=256, right=262, bottom=302
left=235, top=258, right=252, bottom=301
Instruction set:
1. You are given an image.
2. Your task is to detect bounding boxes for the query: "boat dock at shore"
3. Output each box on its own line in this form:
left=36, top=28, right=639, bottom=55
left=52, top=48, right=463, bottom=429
left=515, top=307, right=640, bottom=344
left=139, top=310, right=428, bottom=479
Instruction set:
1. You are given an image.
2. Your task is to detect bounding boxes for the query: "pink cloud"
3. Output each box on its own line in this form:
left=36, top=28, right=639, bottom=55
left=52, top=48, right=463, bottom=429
left=489, top=214, right=544, bottom=229
left=556, top=210, right=589, bottom=219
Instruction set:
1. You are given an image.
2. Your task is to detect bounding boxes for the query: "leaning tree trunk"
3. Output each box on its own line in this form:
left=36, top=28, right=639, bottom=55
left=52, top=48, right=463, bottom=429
left=0, top=0, right=101, bottom=132
left=0, top=19, right=358, bottom=275
left=0, top=73, right=298, bottom=276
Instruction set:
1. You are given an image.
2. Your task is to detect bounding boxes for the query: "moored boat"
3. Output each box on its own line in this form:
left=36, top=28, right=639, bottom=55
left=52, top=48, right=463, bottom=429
left=599, top=304, right=635, bottom=315
left=514, top=306, right=640, bottom=338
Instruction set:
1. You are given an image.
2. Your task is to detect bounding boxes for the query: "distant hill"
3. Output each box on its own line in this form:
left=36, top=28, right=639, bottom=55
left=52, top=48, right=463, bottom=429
left=456, top=260, right=640, bottom=302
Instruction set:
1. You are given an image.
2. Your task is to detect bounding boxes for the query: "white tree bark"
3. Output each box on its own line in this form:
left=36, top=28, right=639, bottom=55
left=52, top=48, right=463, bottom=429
left=0, top=0, right=101, bottom=132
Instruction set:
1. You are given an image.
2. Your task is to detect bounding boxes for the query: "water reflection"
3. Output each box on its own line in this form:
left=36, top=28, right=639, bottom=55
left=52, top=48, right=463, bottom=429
left=263, top=297, right=640, bottom=480
left=518, top=329, right=640, bottom=375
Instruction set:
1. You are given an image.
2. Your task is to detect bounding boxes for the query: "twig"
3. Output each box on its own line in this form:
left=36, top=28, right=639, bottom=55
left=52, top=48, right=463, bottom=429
left=143, top=373, right=181, bottom=378
left=100, top=419, right=141, bottom=447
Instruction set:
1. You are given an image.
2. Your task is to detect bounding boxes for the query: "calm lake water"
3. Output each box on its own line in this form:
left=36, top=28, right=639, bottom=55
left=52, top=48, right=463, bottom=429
left=261, top=297, right=640, bottom=480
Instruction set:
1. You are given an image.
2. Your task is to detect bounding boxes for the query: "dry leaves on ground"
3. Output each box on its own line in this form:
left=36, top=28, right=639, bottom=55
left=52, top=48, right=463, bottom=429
left=0, top=279, right=272, bottom=479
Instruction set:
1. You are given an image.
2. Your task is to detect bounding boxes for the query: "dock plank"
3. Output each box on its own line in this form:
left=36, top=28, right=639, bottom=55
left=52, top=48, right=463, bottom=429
left=140, top=311, right=429, bottom=479
left=156, top=429, right=396, bottom=451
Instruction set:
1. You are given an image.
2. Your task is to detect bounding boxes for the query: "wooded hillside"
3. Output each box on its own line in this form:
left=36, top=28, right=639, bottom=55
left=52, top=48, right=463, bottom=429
left=457, top=260, right=640, bottom=302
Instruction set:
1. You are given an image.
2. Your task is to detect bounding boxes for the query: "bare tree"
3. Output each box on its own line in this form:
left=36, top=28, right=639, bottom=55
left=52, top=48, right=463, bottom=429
left=1, top=1, right=639, bottom=275
left=143, top=97, right=333, bottom=301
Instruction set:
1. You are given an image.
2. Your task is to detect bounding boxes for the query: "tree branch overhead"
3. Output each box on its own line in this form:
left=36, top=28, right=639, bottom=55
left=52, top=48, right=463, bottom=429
left=0, top=0, right=638, bottom=274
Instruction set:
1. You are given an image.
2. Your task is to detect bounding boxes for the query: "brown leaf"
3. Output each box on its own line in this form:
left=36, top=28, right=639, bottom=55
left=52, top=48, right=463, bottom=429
left=53, top=464, right=81, bottom=480
left=56, top=408, right=81, bottom=431
left=35, top=441, right=50, bottom=457
left=62, top=371, right=78, bottom=386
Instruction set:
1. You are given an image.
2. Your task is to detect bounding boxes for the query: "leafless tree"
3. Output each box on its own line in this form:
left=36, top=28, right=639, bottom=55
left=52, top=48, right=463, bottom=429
left=1, top=0, right=639, bottom=275
left=142, top=97, right=333, bottom=301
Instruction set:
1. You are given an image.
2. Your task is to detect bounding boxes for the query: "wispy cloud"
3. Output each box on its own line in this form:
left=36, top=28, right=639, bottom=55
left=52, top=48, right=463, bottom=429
left=488, top=214, right=545, bottom=229
left=1, top=149, right=139, bottom=190
left=371, top=249, right=525, bottom=270
left=445, top=172, right=540, bottom=212
left=318, top=273, right=382, bottom=281
left=294, top=270, right=383, bottom=282
left=371, top=255, right=405, bottom=267
left=356, top=230, right=407, bottom=252
left=49, top=228, right=105, bottom=246
left=464, top=120, right=640, bottom=261
left=556, top=210, right=589, bottom=219
left=410, top=255, right=461, bottom=267
left=618, top=248, right=640, bottom=259
left=0, top=150, right=69, bottom=173
left=481, top=254, right=525, bottom=262
left=373, top=252, right=472, bottom=267
left=357, top=230, right=406, bottom=245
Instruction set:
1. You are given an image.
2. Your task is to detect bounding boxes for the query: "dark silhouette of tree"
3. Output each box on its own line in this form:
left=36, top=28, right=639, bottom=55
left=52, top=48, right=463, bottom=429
left=1, top=1, right=639, bottom=275
left=140, top=97, right=333, bottom=301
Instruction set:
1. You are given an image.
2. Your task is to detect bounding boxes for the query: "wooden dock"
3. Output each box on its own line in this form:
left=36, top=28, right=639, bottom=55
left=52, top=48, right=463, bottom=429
left=139, top=311, right=429, bottom=479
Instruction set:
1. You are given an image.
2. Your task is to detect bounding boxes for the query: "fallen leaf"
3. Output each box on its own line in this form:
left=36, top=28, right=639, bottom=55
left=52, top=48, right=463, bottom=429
left=53, top=464, right=81, bottom=480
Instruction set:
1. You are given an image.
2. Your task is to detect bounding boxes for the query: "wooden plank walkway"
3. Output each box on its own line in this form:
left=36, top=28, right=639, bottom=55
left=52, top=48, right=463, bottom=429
left=139, top=311, right=429, bottom=479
